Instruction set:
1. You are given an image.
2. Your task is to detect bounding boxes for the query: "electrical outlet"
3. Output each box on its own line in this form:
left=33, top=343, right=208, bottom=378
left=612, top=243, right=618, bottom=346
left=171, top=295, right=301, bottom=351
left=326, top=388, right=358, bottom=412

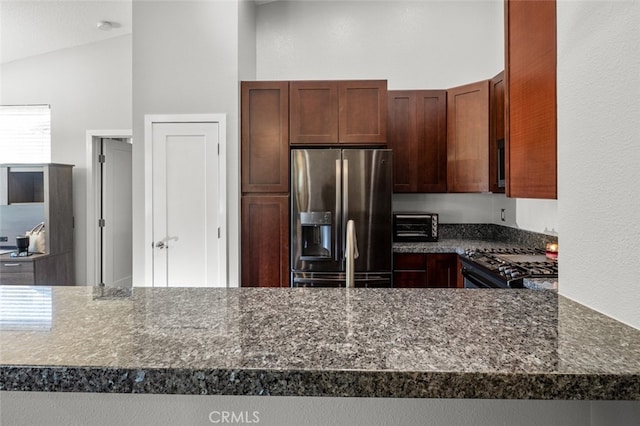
left=500, top=209, right=506, bottom=222
left=0, top=236, right=8, bottom=242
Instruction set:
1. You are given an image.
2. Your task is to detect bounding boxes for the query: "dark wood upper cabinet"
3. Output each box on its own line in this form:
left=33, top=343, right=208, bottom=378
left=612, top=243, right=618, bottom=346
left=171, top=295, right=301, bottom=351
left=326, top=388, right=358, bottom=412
left=338, top=80, right=387, bottom=144
left=241, top=195, right=289, bottom=287
left=446, top=80, right=490, bottom=193
left=489, top=71, right=505, bottom=194
left=388, top=91, right=417, bottom=192
left=290, top=80, right=387, bottom=145
left=416, top=91, right=447, bottom=192
left=505, top=0, right=557, bottom=199
left=241, top=81, right=289, bottom=193
left=388, top=90, right=447, bottom=193
left=289, top=81, right=338, bottom=144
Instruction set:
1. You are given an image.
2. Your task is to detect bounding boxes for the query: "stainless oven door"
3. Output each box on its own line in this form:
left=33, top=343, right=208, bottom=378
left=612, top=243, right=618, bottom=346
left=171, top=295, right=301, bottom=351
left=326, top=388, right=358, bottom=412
left=460, top=262, right=524, bottom=289
left=462, top=267, right=501, bottom=288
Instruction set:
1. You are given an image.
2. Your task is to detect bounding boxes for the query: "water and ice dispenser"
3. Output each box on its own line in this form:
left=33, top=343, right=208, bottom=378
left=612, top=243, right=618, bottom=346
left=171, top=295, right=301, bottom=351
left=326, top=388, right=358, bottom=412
left=299, top=212, right=332, bottom=261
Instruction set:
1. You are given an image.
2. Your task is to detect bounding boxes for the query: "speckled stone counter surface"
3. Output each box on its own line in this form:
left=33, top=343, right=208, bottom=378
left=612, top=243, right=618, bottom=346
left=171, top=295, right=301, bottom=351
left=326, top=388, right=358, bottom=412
left=393, top=239, right=520, bottom=254
left=1, top=286, right=638, bottom=399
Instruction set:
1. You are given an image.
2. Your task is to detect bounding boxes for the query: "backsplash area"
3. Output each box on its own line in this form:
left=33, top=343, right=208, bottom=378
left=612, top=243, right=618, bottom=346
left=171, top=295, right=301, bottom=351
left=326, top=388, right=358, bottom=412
left=0, top=204, right=45, bottom=246
left=440, top=223, right=558, bottom=249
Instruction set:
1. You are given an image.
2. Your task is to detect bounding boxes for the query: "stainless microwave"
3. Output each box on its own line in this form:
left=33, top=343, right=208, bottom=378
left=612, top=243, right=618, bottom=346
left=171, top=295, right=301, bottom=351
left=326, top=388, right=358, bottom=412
left=393, top=213, right=438, bottom=242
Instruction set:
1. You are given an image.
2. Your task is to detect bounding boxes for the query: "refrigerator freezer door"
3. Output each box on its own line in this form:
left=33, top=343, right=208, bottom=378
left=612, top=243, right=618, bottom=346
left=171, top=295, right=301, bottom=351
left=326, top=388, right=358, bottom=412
left=342, top=149, right=393, bottom=272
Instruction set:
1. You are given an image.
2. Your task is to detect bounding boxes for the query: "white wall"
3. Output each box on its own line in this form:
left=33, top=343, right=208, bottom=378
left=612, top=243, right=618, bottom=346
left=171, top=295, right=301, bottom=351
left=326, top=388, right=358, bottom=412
left=2, top=391, right=639, bottom=426
left=239, top=0, right=257, bottom=81
left=557, top=0, right=640, bottom=328
left=255, top=0, right=558, bottom=235
left=0, top=35, right=133, bottom=285
left=256, top=0, right=504, bottom=87
left=132, top=0, right=242, bottom=287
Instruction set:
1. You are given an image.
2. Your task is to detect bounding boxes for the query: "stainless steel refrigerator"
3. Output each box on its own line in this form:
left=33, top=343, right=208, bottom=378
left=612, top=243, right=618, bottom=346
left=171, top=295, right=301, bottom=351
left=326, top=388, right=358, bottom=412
left=290, top=148, right=393, bottom=287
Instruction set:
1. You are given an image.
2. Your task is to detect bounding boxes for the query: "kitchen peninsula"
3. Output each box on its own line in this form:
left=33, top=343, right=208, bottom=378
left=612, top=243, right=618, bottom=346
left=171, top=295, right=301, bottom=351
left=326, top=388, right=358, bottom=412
left=1, top=286, right=638, bottom=400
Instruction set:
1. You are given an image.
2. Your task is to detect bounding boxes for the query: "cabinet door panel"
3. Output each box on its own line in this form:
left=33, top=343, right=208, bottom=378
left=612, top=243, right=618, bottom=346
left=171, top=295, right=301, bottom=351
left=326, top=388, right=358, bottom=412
left=506, top=0, right=557, bottom=199
left=241, top=196, right=289, bottom=287
left=241, top=81, right=289, bottom=193
left=34, top=252, right=74, bottom=285
left=393, top=253, right=426, bottom=270
left=290, top=81, right=338, bottom=144
left=417, top=90, right=447, bottom=192
left=426, top=253, right=458, bottom=288
left=339, top=80, right=387, bottom=144
left=388, top=90, right=447, bottom=193
left=393, top=271, right=428, bottom=288
left=388, top=91, right=417, bottom=192
left=47, top=165, right=74, bottom=255
left=447, top=80, right=490, bottom=193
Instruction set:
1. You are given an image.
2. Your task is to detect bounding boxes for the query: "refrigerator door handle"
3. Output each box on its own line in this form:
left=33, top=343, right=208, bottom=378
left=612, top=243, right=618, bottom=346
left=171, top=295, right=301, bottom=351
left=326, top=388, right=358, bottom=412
left=342, top=158, right=349, bottom=260
left=335, top=159, right=341, bottom=262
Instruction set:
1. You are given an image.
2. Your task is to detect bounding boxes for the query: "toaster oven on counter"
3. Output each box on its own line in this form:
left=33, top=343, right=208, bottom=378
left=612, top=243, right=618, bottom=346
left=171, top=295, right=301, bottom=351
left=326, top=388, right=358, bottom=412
left=393, top=213, right=438, bottom=242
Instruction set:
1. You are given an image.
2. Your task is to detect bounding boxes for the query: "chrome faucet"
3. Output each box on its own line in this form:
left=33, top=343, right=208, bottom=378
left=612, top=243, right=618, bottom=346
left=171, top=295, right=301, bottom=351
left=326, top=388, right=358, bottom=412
left=345, top=220, right=359, bottom=288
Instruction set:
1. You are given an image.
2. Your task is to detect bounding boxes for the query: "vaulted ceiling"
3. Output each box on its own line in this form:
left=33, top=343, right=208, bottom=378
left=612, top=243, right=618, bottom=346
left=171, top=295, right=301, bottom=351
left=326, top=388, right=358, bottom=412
left=1, top=0, right=132, bottom=64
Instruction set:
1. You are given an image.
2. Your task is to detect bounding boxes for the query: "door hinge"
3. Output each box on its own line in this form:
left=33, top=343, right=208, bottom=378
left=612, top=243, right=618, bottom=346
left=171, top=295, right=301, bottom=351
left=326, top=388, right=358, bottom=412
left=99, top=218, right=106, bottom=228
left=217, top=144, right=220, bottom=156
left=218, top=227, right=221, bottom=238
left=98, top=154, right=106, bottom=163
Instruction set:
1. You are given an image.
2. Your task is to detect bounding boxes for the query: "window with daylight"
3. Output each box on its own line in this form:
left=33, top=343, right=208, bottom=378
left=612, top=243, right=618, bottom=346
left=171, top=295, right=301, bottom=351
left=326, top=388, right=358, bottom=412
left=0, top=105, right=51, bottom=163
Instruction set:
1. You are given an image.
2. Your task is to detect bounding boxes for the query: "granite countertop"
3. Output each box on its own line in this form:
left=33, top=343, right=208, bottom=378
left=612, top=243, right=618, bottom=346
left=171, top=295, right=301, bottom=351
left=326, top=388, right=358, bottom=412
left=393, top=238, right=531, bottom=254
left=1, top=286, right=638, bottom=399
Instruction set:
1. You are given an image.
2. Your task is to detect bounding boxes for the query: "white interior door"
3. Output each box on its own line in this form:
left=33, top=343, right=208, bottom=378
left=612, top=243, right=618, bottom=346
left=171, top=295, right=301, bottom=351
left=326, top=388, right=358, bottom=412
left=151, top=122, right=220, bottom=287
left=101, top=138, right=132, bottom=287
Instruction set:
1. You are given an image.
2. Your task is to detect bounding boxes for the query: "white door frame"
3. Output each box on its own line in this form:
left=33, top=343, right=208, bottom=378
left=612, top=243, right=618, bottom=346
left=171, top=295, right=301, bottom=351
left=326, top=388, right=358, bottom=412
left=143, top=114, right=227, bottom=288
left=85, top=129, right=132, bottom=286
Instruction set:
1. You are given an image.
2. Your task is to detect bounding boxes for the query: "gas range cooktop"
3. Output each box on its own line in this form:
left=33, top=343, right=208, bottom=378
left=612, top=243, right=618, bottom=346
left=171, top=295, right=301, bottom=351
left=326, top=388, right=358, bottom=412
left=461, top=247, right=558, bottom=288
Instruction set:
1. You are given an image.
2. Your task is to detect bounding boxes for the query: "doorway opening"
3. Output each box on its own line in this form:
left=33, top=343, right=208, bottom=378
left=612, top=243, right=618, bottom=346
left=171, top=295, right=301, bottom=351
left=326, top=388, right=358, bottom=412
left=86, top=130, right=133, bottom=287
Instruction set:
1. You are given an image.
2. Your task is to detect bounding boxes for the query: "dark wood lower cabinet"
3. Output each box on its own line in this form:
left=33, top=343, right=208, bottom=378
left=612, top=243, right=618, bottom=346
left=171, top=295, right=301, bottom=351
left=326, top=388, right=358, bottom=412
left=426, top=253, right=459, bottom=288
left=241, top=195, right=289, bottom=287
left=393, top=253, right=460, bottom=288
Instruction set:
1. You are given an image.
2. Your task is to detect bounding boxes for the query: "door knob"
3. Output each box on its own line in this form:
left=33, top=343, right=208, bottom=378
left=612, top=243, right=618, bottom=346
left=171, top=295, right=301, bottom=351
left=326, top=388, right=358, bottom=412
left=155, top=241, right=166, bottom=249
